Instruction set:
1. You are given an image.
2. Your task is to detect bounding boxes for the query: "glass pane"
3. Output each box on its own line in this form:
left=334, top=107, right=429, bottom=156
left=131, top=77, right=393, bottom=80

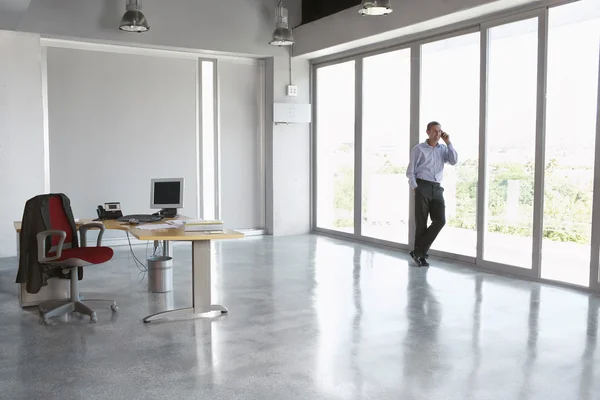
left=484, top=18, right=538, bottom=268
left=202, top=61, right=216, bottom=220
left=362, top=49, right=411, bottom=243
left=420, top=32, right=480, bottom=256
left=542, top=0, right=600, bottom=286
left=316, top=62, right=356, bottom=233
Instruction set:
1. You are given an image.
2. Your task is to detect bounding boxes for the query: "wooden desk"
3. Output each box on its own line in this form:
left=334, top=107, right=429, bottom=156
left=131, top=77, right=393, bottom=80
left=124, top=221, right=244, bottom=323
left=14, top=218, right=245, bottom=323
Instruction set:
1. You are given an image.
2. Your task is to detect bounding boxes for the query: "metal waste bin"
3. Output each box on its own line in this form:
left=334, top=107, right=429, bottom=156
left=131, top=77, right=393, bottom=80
left=147, top=256, right=173, bottom=293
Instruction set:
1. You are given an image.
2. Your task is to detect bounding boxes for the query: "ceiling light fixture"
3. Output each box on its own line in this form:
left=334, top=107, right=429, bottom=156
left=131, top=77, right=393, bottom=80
left=358, top=0, right=393, bottom=16
left=119, top=0, right=150, bottom=33
left=269, top=1, right=294, bottom=46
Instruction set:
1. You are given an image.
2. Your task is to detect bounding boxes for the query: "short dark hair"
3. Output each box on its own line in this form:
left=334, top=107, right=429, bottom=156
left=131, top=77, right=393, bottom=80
left=427, top=121, right=441, bottom=131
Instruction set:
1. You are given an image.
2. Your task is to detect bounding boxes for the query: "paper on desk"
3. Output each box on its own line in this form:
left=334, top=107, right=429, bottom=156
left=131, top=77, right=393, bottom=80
left=135, top=224, right=179, bottom=230
left=165, top=220, right=186, bottom=226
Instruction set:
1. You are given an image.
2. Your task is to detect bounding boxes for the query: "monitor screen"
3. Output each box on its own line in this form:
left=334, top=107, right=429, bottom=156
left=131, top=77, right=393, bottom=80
left=151, top=178, right=184, bottom=208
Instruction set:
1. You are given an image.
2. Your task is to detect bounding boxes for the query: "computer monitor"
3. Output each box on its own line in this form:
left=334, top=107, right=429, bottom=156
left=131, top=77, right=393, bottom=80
left=150, top=178, right=184, bottom=217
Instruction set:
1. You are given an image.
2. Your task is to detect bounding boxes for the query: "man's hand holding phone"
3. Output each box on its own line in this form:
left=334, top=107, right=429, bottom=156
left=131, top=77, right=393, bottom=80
left=441, top=131, right=450, bottom=144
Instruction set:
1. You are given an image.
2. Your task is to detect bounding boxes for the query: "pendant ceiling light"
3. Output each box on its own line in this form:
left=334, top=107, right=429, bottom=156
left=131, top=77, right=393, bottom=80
left=269, top=1, right=294, bottom=46
left=119, top=0, right=150, bottom=33
left=358, top=0, right=393, bottom=16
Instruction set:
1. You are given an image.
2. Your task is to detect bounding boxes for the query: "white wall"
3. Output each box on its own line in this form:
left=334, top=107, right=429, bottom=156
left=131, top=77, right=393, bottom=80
left=293, top=0, right=540, bottom=58
left=46, top=47, right=198, bottom=242
left=264, top=0, right=311, bottom=235
left=0, top=30, right=45, bottom=257
left=266, top=55, right=312, bottom=236
left=219, top=60, right=265, bottom=230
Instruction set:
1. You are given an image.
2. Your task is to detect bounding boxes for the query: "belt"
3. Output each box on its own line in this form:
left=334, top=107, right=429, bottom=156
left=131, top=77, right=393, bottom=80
left=416, top=178, right=440, bottom=186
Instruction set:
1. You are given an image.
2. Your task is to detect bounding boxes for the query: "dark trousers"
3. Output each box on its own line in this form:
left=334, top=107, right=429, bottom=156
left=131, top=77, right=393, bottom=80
left=413, top=179, right=446, bottom=258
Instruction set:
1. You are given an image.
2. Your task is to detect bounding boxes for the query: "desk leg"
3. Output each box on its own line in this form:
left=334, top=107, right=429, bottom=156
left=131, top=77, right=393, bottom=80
left=143, top=240, right=227, bottom=323
left=154, top=240, right=172, bottom=257
left=163, top=240, right=172, bottom=257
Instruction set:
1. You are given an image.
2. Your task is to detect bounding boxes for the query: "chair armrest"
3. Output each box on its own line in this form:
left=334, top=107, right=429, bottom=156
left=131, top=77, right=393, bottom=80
left=79, top=223, right=105, bottom=247
left=37, top=230, right=66, bottom=263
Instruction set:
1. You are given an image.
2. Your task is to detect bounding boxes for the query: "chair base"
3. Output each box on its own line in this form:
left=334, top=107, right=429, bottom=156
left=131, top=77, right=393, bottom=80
left=39, top=299, right=118, bottom=325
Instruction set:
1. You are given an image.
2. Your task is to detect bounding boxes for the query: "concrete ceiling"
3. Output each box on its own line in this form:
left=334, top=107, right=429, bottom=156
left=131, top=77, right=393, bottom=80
left=0, top=0, right=30, bottom=11
left=1, top=0, right=293, bottom=58
left=0, top=0, right=31, bottom=30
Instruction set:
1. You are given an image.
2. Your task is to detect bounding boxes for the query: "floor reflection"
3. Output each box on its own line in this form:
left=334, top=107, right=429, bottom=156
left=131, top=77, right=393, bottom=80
left=403, top=267, right=442, bottom=395
left=192, top=321, right=217, bottom=389
left=464, top=275, right=483, bottom=397
left=351, top=247, right=364, bottom=395
left=579, top=297, right=598, bottom=400
left=518, top=285, right=540, bottom=400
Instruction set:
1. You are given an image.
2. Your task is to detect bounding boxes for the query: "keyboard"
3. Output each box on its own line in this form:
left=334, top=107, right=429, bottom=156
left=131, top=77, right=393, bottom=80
left=117, top=214, right=163, bottom=223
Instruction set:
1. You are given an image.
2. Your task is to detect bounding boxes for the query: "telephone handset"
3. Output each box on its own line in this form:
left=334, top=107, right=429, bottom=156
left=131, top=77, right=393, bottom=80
left=96, top=202, right=123, bottom=220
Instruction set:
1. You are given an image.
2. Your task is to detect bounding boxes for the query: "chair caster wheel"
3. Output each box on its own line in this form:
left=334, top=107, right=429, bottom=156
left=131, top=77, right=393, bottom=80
left=110, top=303, right=119, bottom=312
left=39, top=311, right=49, bottom=325
left=90, top=313, right=98, bottom=323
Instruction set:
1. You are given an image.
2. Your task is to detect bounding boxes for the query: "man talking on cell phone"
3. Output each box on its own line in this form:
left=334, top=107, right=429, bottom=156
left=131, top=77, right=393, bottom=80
left=406, top=121, right=458, bottom=267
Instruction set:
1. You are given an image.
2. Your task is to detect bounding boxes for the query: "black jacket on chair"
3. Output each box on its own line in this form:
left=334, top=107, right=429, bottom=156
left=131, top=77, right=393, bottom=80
left=16, top=194, right=83, bottom=294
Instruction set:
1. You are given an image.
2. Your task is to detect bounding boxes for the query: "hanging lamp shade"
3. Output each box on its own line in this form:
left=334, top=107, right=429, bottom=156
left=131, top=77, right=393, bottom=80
left=269, top=1, right=294, bottom=46
left=119, top=0, right=149, bottom=32
left=358, top=0, right=393, bottom=16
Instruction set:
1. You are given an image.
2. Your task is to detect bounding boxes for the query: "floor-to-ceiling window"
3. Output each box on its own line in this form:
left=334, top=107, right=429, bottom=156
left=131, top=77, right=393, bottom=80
left=313, top=0, right=600, bottom=292
left=201, top=60, right=217, bottom=220
left=541, top=0, right=600, bottom=286
left=362, top=49, right=411, bottom=243
left=420, top=32, right=480, bottom=257
left=315, top=61, right=356, bottom=233
left=483, top=18, right=539, bottom=269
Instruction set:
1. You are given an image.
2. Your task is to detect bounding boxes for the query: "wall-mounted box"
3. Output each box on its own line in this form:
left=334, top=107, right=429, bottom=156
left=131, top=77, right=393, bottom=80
left=273, top=103, right=312, bottom=124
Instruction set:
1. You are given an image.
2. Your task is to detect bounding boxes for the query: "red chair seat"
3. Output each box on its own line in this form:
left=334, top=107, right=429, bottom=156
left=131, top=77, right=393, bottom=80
left=48, top=247, right=114, bottom=264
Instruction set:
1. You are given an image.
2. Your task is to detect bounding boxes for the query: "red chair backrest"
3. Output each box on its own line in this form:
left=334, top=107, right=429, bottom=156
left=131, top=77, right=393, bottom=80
left=48, top=196, right=74, bottom=247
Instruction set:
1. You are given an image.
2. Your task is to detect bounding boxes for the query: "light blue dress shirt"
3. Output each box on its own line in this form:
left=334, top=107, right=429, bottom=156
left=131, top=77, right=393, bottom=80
left=406, top=141, right=458, bottom=189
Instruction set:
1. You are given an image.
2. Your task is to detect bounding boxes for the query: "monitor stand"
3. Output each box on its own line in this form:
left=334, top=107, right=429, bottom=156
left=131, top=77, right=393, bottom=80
left=159, top=208, right=178, bottom=218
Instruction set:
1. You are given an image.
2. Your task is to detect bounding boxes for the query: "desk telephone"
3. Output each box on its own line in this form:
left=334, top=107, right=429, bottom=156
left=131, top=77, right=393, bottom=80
left=95, top=202, right=163, bottom=223
left=96, top=202, right=123, bottom=220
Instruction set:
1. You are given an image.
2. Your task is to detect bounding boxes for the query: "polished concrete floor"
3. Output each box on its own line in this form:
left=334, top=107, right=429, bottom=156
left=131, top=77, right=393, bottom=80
left=0, top=234, right=599, bottom=400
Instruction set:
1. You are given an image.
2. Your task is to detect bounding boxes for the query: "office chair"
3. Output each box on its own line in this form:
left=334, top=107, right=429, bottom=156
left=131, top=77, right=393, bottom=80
left=37, top=195, right=117, bottom=324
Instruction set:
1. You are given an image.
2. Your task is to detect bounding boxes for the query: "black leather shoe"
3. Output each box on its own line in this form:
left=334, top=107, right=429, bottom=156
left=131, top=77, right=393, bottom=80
left=409, top=251, right=422, bottom=267
left=419, top=257, right=430, bottom=267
